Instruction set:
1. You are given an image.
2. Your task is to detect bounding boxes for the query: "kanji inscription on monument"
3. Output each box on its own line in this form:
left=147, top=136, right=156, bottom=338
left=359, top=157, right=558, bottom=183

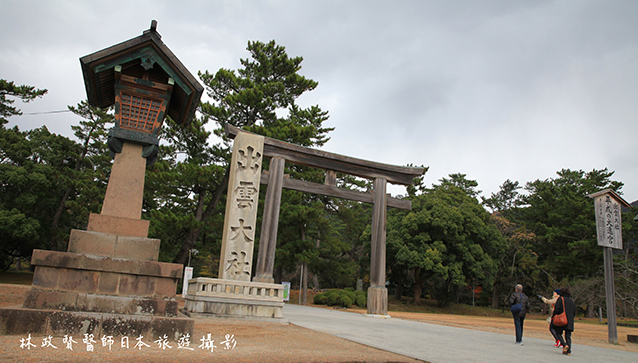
left=218, top=132, right=264, bottom=281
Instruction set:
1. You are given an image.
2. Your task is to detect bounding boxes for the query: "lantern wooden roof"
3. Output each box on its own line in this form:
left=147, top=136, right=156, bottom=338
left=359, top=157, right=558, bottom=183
left=80, top=21, right=203, bottom=125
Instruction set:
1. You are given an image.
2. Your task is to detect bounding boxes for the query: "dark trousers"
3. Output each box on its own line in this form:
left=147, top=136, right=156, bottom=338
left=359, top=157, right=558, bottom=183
left=549, top=324, right=560, bottom=341
left=553, top=325, right=572, bottom=353
left=513, top=314, right=525, bottom=342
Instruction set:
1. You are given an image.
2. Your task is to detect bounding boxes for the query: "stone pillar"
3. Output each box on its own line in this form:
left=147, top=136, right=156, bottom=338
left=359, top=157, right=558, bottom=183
left=101, top=142, right=146, bottom=219
left=218, top=132, right=264, bottom=281
left=185, top=132, right=284, bottom=321
left=368, top=177, right=388, bottom=315
left=254, top=157, right=285, bottom=283
left=87, top=142, right=150, bottom=237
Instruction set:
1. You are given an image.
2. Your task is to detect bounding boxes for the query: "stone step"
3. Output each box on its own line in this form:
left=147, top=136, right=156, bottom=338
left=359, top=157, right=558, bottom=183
left=0, top=305, right=192, bottom=339
left=23, top=290, right=178, bottom=316
left=31, top=249, right=182, bottom=299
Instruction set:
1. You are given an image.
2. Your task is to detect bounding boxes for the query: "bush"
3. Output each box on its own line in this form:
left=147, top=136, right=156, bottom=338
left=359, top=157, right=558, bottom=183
left=318, top=294, right=328, bottom=305
left=344, top=291, right=357, bottom=303
left=339, top=295, right=353, bottom=308
left=326, top=292, right=340, bottom=306
left=344, top=287, right=355, bottom=292
left=355, top=294, right=367, bottom=308
left=315, top=289, right=366, bottom=308
left=313, top=293, right=327, bottom=305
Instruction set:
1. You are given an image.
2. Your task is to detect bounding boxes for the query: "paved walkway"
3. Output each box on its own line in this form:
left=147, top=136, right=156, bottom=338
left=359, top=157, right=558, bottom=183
left=284, top=304, right=638, bottom=363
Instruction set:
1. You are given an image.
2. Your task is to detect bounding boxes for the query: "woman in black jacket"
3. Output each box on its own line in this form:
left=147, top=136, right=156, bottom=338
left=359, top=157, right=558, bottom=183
left=551, top=287, right=576, bottom=355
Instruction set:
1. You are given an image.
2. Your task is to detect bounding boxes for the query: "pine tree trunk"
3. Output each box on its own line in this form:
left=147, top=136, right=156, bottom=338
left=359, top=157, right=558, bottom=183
left=50, top=123, right=95, bottom=250
left=301, top=225, right=308, bottom=305
left=302, top=262, right=309, bottom=305
left=412, top=267, right=422, bottom=305
left=586, top=297, right=596, bottom=318
left=491, top=271, right=501, bottom=309
left=174, top=168, right=229, bottom=265
left=395, top=268, right=403, bottom=300
left=275, top=265, right=282, bottom=284
left=491, top=285, right=500, bottom=309
left=174, top=189, right=206, bottom=265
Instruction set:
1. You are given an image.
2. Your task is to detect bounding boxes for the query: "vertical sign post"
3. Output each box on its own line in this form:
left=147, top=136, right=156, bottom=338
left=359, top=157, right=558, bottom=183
left=589, top=189, right=630, bottom=344
left=182, top=267, right=193, bottom=297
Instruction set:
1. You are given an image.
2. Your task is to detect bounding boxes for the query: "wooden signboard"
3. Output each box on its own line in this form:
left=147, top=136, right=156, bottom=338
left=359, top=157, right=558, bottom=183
left=591, top=189, right=629, bottom=250
left=588, top=189, right=630, bottom=344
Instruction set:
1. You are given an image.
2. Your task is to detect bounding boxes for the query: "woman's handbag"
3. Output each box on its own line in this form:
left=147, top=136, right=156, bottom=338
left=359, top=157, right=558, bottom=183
left=553, top=297, right=568, bottom=327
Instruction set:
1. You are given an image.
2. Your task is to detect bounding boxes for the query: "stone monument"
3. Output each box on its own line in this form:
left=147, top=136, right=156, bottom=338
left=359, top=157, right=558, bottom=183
left=184, top=131, right=286, bottom=320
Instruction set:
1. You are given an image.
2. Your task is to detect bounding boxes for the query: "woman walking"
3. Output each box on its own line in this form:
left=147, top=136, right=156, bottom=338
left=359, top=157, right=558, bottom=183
left=551, top=287, right=576, bottom=355
left=540, top=289, right=562, bottom=347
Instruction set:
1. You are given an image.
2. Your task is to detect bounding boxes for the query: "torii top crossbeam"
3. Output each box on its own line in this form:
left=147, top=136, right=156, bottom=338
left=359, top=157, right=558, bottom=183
left=226, top=125, right=424, bottom=185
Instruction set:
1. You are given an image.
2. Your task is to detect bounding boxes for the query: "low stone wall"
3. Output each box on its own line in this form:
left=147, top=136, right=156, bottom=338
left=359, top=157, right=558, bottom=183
left=184, top=278, right=285, bottom=320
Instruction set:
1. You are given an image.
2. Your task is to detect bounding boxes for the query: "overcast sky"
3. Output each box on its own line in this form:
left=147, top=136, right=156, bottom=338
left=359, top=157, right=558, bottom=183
left=2, top=0, right=637, bottom=202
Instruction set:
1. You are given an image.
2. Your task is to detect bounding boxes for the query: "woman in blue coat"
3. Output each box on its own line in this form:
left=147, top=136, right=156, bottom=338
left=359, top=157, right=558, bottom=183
left=551, top=287, right=576, bottom=355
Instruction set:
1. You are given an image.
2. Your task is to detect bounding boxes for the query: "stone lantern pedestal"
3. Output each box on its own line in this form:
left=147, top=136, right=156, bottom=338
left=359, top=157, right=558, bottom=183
left=0, top=142, right=191, bottom=339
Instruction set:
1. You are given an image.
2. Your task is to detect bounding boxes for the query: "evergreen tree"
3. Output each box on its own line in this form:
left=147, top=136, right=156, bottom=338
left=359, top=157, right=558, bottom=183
left=387, top=174, right=504, bottom=306
left=150, top=40, right=334, bottom=272
left=520, top=168, right=623, bottom=281
left=483, top=179, right=537, bottom=308
left=0, top=79, right=47, bottom=126
left=48, top=101, right=113, bottom=250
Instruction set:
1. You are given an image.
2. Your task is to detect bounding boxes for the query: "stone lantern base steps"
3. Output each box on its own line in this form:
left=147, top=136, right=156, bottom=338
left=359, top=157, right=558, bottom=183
left=0, top=229, right=193, bottom=338
left=184, top=278, right=285, bottom=321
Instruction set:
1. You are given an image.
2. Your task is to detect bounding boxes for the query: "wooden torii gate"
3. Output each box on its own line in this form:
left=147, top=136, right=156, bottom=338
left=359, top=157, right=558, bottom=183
left=226, top=125, right=425, bottom=315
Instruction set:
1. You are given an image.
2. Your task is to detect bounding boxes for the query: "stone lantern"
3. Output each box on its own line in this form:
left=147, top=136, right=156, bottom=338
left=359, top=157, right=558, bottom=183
left=79, top=20, right=203, bottom=237
left=0, top=21, right=202, bottom=339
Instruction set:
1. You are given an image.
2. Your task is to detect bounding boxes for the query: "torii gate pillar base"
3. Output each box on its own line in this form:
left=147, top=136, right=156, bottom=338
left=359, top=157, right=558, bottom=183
left=367, top=287, right=388, bottom=316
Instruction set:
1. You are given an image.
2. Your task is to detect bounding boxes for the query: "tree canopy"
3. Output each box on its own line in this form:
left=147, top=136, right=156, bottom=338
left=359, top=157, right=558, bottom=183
left=0, top=93, right=112, bottom=269
left=388, top=174, right=504, bottom=306
left=0, top=79, right=47, bottom=126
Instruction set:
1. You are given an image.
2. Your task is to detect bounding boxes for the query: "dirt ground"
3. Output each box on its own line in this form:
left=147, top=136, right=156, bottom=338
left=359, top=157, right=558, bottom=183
left=1, top=284, right=637, bottom=362
left=0, top=284, right=422, bottom=362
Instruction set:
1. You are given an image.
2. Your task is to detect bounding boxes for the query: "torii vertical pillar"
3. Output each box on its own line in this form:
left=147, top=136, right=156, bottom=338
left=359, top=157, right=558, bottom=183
left=253, top=157, right=285, bottom=283
left=368, top=177, right=388, bottom=316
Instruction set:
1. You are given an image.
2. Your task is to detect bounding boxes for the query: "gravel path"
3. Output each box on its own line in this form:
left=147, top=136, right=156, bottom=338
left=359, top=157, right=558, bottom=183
left=285, top=304, right=638, bottom=363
